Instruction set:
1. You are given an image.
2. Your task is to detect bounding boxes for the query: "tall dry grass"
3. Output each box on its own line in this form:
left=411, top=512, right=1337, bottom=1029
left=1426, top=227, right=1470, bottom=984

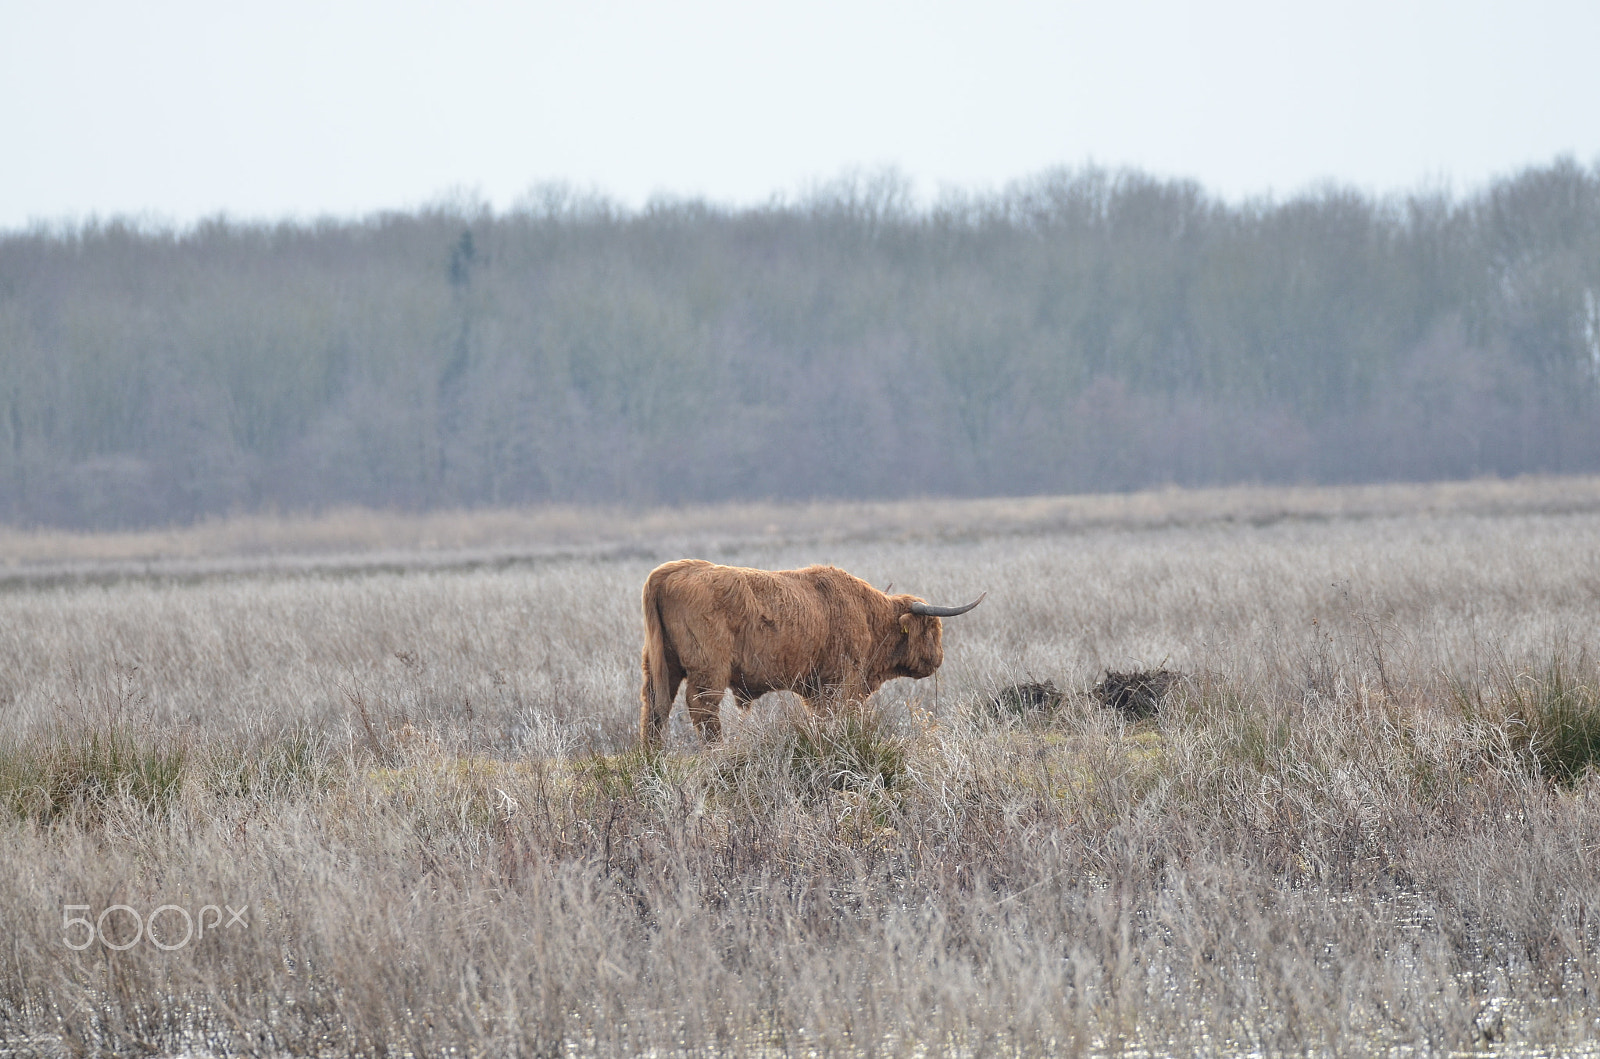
left=4, top=483, right=1600, bottom=1055
left=6, top=475, right=1600, bottom=573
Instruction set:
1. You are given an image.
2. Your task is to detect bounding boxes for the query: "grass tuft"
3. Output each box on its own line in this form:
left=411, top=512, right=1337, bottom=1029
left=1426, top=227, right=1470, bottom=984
left=205, top=724, right=332, bottom=799
left=1483, top=653, right=1600, bottom=784
left=1, top=723, right=187, bottom=824
left=708, top=703, right=912, bottom=804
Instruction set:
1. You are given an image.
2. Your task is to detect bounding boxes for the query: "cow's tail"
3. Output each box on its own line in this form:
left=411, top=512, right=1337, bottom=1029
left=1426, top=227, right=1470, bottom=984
left=639, top=567, right=675, bottom=749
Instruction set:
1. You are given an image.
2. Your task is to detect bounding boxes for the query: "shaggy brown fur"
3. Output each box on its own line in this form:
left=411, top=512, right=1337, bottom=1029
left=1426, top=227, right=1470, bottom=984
left=640, top=559, right=965, bottom=746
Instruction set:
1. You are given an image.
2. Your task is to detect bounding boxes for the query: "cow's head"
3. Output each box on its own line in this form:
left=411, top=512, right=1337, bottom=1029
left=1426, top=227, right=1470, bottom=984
left=889, top=593, right=985, bottom=679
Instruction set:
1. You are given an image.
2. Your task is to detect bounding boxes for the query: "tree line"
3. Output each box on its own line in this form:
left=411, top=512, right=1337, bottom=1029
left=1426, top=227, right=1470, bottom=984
left=2, top=159, right=1598, bottom=528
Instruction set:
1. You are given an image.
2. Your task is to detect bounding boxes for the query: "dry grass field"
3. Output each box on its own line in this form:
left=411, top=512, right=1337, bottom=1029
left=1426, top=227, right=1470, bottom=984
left=4, top=479, right=1600, bottom=1056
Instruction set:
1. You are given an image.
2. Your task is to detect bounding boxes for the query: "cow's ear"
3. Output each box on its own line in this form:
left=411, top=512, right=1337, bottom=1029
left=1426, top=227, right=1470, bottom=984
left=899, top=613, right=912, bottom=634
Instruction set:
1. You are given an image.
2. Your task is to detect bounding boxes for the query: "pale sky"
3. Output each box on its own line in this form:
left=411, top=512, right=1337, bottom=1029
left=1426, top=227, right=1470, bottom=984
left=3, top=0, right=1597, bottom=229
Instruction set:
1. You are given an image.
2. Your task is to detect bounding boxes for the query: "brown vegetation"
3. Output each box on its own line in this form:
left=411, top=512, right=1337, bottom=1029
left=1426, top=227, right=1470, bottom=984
left=5, top=473, right=1600, bottom=572
left=4, top=482, right=1600, bottom=1054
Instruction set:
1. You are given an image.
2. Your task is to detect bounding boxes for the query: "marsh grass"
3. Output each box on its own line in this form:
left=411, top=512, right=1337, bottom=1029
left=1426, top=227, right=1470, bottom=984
left=6, top=670, right=1600, bottom=1056
left=6, top=485, right=1600, bottom=1055
left=6, top=475, right=1600, bottom=580
left=1464, top=652, right=1600, bottom=785
left=706, top=703, right=913, bottom=805
left=0, top=674, right=190, bottom=825
left=204, top=724, right=334, bottom=800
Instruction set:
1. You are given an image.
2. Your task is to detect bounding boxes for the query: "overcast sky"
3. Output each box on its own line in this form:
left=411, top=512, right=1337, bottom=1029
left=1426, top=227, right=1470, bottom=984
left=4, top=0, right=1598, bottom=229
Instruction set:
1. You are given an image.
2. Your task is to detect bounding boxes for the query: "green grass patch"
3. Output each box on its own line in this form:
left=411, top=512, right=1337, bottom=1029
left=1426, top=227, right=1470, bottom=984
left=0, top=724, right=188, bottom=824
left=706, top=706, right=912, bottom=806
left=1483, top=654, right=1600, bottom=784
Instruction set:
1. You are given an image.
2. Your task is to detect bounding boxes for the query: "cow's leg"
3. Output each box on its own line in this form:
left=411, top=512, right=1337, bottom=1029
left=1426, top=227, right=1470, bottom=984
left=640, top=653, right=685, bottom=749
left=685, top=680, right=727, bottom=743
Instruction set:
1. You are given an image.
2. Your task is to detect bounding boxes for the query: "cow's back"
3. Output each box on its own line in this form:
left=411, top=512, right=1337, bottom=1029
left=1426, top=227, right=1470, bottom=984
left=653, top=561, right=869, bottom=692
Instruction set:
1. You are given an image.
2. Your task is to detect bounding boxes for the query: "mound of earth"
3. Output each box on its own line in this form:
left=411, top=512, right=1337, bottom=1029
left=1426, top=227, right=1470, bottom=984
left=985, top=680, right=1065, bottom=717
left=1092, top=669, right=1182, bottom=719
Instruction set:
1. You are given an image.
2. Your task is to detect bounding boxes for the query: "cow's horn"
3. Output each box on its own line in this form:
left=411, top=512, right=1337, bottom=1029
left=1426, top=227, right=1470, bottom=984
left=909, top=592, right=986, bottom=618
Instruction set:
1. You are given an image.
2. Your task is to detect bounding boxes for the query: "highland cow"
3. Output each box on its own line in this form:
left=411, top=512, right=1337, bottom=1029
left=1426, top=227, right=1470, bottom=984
left=639, top=559, right=983, bottom=747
